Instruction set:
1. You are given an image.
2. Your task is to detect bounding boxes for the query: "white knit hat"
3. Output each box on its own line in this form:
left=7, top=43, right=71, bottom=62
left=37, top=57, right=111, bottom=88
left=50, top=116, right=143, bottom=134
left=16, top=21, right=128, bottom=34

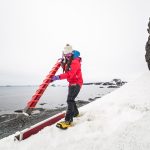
left=63, top=44, right=73, bottom=55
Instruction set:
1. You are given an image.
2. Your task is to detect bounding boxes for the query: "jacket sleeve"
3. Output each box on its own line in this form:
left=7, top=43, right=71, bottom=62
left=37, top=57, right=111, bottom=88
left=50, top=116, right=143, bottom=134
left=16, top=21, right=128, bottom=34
left=59, top=60, right=79, bottom=80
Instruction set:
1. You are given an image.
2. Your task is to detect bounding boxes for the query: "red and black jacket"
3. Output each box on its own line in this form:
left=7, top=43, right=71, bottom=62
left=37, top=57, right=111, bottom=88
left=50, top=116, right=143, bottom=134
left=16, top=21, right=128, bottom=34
left=59, top=57, right=83, bottom=87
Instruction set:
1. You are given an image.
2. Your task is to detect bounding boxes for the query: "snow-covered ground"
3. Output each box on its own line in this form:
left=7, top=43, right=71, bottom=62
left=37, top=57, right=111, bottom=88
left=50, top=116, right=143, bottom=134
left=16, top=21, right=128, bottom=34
left=0, top=72, right=150, bottom=150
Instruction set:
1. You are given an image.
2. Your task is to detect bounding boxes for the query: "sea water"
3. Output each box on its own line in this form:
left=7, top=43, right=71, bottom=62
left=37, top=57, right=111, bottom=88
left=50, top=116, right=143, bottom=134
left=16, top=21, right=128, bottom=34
left=0, top=85, right=115, bottom=115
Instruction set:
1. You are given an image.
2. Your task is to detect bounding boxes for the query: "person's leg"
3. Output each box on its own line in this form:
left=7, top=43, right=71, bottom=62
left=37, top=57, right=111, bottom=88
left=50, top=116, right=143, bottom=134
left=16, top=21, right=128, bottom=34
left=73, top=102, right=79, bottom=117
left=73, top=85, right=80, bottom=117
left=65, top=84, right=80, bottom=122
left=148, top=62, right=150, bottom=70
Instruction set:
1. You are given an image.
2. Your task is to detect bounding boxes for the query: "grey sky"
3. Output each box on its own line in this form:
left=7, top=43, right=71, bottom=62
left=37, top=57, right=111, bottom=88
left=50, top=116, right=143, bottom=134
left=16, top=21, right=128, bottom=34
left=0, top=0, right=150, bottom=85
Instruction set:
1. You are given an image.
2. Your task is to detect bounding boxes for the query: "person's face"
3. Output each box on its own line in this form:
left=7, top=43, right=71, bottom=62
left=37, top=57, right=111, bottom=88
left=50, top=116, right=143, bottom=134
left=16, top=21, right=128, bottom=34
left=64, top=53, right=72, bottom=60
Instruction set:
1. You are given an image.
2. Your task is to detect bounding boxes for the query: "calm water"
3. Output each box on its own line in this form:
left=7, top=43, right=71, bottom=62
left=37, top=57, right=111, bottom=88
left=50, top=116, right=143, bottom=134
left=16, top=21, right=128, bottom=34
left=0, top=85, right=115, bottom=115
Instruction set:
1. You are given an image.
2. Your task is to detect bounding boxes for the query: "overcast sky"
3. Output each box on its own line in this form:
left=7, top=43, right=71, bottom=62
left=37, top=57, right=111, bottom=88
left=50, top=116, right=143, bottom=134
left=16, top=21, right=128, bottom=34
left=0, top=0, right=150, bottom=85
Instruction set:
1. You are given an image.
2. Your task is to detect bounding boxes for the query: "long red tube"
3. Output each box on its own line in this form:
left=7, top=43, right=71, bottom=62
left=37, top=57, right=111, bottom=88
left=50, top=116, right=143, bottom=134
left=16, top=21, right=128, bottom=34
left=24, top=59, right=61, bottom=114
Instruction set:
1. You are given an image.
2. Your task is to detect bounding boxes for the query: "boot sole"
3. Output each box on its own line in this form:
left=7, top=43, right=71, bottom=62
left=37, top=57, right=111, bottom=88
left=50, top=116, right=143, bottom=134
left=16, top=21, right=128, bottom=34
left=56, top=123, right=71, bottom=129
left=56, top=124, right=68, bottom=129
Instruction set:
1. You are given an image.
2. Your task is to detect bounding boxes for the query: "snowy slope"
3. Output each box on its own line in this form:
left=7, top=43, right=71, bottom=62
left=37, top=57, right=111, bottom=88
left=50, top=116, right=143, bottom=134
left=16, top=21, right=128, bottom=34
left=1, top=72, right=150, bottom=150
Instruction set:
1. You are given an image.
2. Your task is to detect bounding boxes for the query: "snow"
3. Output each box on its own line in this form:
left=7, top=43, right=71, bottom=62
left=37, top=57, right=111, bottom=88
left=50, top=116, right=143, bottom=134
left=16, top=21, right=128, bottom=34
left=1, top=72, right=150, bottom=150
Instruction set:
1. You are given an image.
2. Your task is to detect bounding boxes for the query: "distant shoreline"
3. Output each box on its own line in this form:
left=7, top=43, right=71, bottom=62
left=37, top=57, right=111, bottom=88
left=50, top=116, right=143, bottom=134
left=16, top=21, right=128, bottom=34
left=0, top=79, right=127, bottom=87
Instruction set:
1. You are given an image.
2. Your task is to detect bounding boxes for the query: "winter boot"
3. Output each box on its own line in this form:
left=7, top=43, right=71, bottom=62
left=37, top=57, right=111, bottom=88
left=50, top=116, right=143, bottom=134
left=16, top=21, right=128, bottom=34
left=73, top=113, right=80, bottom=117
left=56, top=121, right=72, bottom=129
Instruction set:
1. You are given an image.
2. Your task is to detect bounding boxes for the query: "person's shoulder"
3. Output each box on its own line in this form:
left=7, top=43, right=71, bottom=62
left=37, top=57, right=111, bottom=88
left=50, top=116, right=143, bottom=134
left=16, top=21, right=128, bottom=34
left=72, top=57, right=81, bottom=62
left=71, top=58, right=82, bottom=66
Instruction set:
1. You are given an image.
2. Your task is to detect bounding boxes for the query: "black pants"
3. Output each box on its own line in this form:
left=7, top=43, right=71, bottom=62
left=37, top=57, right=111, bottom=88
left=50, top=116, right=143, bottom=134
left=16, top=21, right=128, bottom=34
left=148, top=62, right=150, bottom=70
left=65, top=84, right=80, bottom=122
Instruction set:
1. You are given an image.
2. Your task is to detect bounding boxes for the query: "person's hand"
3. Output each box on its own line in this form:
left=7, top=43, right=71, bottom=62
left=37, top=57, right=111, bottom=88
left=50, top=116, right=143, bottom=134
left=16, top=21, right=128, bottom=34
left=51, top=75, right=60, bottom=82
left=58, top=58, right=64, bottom=62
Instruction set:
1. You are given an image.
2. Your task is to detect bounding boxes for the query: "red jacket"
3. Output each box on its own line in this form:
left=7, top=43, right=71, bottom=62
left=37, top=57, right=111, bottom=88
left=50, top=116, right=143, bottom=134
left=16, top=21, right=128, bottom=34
left=59, top=58, right=83, bottom=87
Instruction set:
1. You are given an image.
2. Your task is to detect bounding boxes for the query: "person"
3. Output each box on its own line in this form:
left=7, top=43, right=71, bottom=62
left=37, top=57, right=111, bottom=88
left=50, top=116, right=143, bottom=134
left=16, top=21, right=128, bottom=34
left=52, top=44, right=83, bottom=129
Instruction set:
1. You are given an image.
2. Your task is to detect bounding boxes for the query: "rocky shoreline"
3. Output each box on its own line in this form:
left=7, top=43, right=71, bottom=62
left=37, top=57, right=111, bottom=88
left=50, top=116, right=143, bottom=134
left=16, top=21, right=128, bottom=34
left=0, top=99, right=92, bottom=140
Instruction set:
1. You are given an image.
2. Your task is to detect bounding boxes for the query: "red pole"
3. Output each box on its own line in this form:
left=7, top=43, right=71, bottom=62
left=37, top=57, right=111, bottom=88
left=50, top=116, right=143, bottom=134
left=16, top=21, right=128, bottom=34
left=24, top=59, right=62, bottom=115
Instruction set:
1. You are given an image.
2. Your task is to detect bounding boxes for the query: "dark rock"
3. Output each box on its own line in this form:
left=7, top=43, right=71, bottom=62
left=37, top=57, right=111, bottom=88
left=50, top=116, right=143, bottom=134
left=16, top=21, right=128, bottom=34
left=145, top=17, right=150, bottom=70
left=93, top=82, right=103, bottom=85
left=83, top=81, right=127, bottom=86
left=112, top=79, right=127, bottom=86
left=88, top=97, right=101, bottom=101
left=83, top=83, right=94, bottom=85
left=76, top=100, right=89, bottom=106
left=107, top=86, right=118, bottom=88
left=88, top=98, right=94, bottom=101
left=60, top=104, right=64, bottom=106
left=83, top=82, right=102, bottom=85
left=39, top=103, right=47, bottom=106
left=103, top=82, right=114, bottom=86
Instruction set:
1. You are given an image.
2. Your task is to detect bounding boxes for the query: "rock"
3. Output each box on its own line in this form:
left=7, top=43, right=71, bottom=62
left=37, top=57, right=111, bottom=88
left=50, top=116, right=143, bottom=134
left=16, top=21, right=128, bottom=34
left=39, top=103, right=47, bottom=106
left=76, top=100, right=89, bottom=105
left=107, top=86, right=118, bottom=88
left=145, top=17, right=150, bottom=70
left=112, top=78, right=126, bottom=86
left=103, top=82, right=114, bottom=86
left=83, top=83, right=94, bottom=85
left=83, top=81, right=127, bottom=86
left=88, top=97, right=101, bottom=101
left=93, top=82, right=103, bottom=85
